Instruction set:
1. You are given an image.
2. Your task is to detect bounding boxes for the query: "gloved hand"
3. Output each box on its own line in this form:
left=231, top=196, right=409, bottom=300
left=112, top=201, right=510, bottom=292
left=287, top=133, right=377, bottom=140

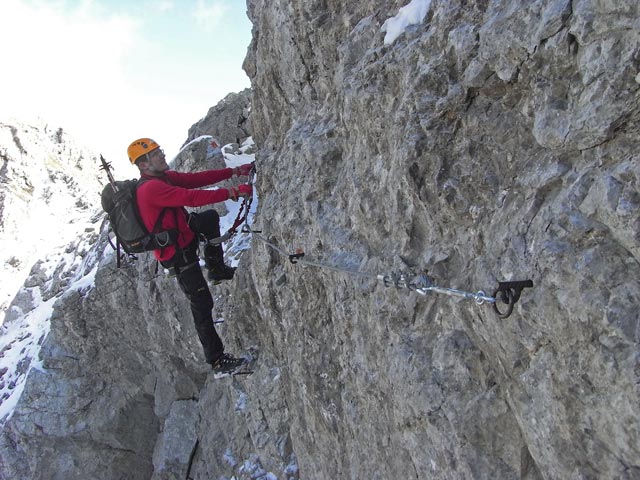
left=233, top=163, right=254, bottom=177
left=228, top=184, right=253, bottom=201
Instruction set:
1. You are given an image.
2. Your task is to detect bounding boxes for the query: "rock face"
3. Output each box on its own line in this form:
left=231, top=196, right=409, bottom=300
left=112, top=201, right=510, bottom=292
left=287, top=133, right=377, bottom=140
left=183, top=89, right=252, bottom=147
left=232, top=0, right=639, bottom=479
left=1, top=1, right=640, bottom=479
left=0, top=231, right=207, bottom=479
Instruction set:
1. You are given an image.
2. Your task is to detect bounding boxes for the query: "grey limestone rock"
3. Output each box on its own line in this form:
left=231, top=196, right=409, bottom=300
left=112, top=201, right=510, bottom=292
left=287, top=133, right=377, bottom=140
left=230, top=0, right=640, bottom=478
left=2, top=1, right=640, bottom=479
left=183, top=88, right=252, bottom=147
left=152, top=399, right=199, bottom=480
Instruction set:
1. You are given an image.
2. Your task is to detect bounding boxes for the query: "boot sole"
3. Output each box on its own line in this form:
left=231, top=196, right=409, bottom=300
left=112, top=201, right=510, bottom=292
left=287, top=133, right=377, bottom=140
left=212, top=360, right=251, bottom=379
left=213, top=369, right=254, bottom=379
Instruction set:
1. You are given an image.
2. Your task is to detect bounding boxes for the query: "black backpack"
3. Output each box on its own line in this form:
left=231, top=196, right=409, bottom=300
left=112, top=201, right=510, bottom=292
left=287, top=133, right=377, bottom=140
left=101, top=179, right=178, bottom=266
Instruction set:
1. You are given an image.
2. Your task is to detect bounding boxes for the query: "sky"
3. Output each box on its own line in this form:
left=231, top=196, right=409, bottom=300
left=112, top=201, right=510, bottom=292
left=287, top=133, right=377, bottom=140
left=0, top=0, right=252, bottom=169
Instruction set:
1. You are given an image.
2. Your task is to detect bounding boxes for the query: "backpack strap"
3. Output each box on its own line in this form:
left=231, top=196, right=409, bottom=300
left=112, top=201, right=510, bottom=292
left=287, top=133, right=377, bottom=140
left=150, top=207, right=169, bottom=235
left=137, top=176, right=185, bottom=260
left=169, top=208, right=187, bottom=263
left=137, top=177, right=173, bottom=250
left=137, top=177, right=174, bottom=237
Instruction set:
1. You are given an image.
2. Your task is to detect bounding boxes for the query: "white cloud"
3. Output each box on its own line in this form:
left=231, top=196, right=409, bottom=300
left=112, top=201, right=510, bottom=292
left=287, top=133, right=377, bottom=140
left=154, top=0, right=175, bottom=13
left=0, top=0, right=144, bottom=165
left=0, top=0, right=250, bottom=170
left=193, top=0, right=230, bottom=31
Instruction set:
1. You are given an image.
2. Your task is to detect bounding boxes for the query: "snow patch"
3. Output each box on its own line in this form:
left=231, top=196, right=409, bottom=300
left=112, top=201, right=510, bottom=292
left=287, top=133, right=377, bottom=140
left=381, top=0, right=432, bottom=45
left=179, top=134, right=216, bottom=153
left=220, top=141, right=258, bottom=268
left=238, top=454, right=273, bottom=479
left=0, top=290, right=55, bottom=423
left=235, top=391, right=249, bottom=412
left=223, top=447, right=238, bottom=467
left=0, top=215, right=102, bottom=425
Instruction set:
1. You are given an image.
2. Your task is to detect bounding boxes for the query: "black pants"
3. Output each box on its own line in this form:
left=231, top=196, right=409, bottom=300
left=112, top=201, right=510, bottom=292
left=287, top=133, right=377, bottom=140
left=163, top=210, right=226, bottom=365
left=187, top=210, right=225, bottom=270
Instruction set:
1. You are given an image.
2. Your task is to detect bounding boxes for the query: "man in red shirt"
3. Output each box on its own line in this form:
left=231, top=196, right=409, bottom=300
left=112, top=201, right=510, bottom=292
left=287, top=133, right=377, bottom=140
left=127, top=137, right=253, bottom=377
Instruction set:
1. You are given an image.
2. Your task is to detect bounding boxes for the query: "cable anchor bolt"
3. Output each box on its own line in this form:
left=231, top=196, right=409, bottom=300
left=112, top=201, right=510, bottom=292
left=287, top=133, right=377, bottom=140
left=289, top=248, right=305, bottom=264
left=492, top=280, right=534, bottom=318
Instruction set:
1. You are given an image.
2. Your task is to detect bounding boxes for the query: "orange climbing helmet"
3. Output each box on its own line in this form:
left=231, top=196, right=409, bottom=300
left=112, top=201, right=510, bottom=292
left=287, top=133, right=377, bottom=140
left=127, top=138, right=160, bottom=164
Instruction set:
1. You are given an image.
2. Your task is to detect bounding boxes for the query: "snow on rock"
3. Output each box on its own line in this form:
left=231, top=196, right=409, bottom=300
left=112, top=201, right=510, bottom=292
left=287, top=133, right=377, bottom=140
left=381, top=0, right=432, bottom=45
left=0, top=215, right=103, bottom=424
left=0, top=292, right=53, bottom=421
left=0, top=119, right=103, bottom=321
left=221, top=138, right=258, bottom=268
left=0, top=120, right=105, bottom=424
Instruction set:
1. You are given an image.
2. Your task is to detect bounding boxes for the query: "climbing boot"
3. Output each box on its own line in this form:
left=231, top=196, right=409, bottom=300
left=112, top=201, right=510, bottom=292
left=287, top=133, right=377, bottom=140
left=207, top=264, right=236, bottom=284
left=211, top=353, right=248, bottom=378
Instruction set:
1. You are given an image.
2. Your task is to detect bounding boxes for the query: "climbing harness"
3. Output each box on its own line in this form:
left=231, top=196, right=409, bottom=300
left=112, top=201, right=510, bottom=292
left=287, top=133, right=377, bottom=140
left=206, top=165, right=256, bottom=246
left=241, top=226, right=532, bottom=319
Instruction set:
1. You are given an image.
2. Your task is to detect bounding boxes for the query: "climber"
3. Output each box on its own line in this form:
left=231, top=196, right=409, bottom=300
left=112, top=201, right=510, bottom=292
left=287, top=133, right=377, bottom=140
left=127, top=137, right=253, bottom=377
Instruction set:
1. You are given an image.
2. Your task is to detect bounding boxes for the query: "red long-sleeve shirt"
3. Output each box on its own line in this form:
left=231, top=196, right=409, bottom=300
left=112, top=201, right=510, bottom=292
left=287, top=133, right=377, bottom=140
left=136, top=169, right=233, bottom=262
